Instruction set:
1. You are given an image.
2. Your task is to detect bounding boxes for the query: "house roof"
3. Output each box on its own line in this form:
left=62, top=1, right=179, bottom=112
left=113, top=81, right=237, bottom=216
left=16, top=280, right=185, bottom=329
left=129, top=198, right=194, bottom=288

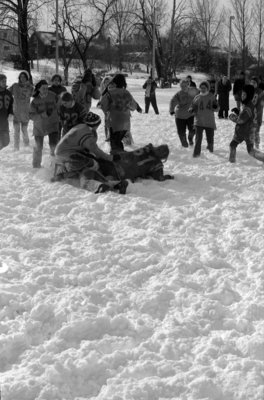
left=34, top=31, right=63, bottom=46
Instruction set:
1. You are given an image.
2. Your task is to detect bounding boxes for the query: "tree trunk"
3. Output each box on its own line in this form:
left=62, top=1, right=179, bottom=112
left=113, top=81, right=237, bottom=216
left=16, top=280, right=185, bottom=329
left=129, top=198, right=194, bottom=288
left=18, top=5, right=31, bottom=74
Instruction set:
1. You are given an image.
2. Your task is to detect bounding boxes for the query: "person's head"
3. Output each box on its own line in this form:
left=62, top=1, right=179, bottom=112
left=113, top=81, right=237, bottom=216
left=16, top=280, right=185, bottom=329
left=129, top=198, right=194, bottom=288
left=186, top=75, right=192, bottom=82
left=241, top=84, right=255, bottom=104
left=82, top=68, right=93, bottom=83
left=250, top=76, right=259, bottom=89
left=18, top=71, right=29, bottom=84
left=239, top=71, right=245, bottom=79
left=180, top=79, right=189, bottom=91
left=51, top=74, right=63, bottom=86
left=222, top=75, right=228, bottom=84
left=199, top=80, right=210, bottom=94
left=0, top=74, right=7, bottom=89
left=61, top=92, right=74, bottom=108
left=34, top=79, right=49, bottom=97
left=84, top=112, right=101, bottom=129
left=112, top=73, right=127, bottom=89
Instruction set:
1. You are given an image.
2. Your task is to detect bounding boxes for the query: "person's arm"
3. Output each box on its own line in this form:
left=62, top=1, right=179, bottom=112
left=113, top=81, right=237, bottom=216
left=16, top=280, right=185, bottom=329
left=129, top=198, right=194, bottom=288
left=236, top=107, right=252, bottom=125
left=82, top=134, right=113, bottom=161
left=169, top=93, right=178, bottom=114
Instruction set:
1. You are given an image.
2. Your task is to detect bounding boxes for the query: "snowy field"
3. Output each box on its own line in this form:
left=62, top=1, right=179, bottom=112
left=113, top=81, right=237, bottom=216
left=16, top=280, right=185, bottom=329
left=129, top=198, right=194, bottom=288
left=0, top=68, right=264, bottom=400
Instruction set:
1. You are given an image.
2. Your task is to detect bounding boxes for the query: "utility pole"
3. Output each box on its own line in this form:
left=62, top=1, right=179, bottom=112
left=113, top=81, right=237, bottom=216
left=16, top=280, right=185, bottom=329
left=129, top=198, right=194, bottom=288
left=55, top=0, right=59, bottom=73
left=152, top=7, right=156, bottom=80
left=227, top=16, right=235, bottom=79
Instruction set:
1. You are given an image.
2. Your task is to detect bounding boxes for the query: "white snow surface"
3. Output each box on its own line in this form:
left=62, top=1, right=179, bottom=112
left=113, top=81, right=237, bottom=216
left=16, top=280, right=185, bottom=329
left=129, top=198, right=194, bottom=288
left=0, top=69, right=264, bottom=400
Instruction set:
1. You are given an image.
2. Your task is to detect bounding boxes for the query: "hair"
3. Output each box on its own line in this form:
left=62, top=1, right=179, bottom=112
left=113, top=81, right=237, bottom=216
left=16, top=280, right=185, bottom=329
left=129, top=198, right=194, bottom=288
left=0, top=73, right=7, bottom=81
left=33, top=79, right=48, bottom=97
left=112, top=73, right=127, bottom=89
left=61, top=92, right=73, bottom=102
left=199, top=80, right=210, bottom=90
left=242, top=84, right=255, bottom=104
left=186, top=75, right=192, bottom=80
left=180, top=79, right=189, bottom=87
left=51, top=74, right=62, bottom=83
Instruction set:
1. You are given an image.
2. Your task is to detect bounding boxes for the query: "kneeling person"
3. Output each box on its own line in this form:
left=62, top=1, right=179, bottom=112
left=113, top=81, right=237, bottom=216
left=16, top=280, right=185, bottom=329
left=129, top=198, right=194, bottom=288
left=53, top=112, right=128, bottom=194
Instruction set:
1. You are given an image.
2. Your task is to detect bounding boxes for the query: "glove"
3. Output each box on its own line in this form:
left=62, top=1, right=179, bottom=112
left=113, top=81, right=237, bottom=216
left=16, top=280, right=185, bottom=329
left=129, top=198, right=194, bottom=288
left=170, top=111, right=175, bottom=116
left=112, top=154, right=121, bottom=162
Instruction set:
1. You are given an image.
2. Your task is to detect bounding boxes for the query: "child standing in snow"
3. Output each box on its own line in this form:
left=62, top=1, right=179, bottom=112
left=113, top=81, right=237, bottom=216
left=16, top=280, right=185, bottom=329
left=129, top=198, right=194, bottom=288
left=0, top=73, right=13, bottom=150
left=8, top=70, right=33, bottom=150
left=189, top=80, right=218, bottom=157
left=29, top=80, right=60, bottom=168
left=169, top=79, right=199, bottom=147
left=59, top=92, right=86, bottom=137
left=229, top=84, right=264, bottom=163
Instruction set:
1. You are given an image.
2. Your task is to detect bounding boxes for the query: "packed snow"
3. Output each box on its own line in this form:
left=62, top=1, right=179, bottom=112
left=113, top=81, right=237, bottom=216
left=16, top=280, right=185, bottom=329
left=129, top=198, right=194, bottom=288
left=0, top=67, right=264, bottom=400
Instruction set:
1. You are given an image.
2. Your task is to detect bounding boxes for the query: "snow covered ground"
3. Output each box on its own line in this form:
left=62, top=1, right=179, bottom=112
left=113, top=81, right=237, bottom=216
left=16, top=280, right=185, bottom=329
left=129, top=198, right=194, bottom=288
left=0, top=68, right=264, bottom=400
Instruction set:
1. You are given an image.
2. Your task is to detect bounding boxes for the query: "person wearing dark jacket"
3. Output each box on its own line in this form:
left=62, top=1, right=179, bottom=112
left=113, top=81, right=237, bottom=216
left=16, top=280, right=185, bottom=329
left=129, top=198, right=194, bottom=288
left=233, top=71, right=245, bottom=110
left=216, top=75, right=232, bottom=118
left=0, top=73, right=13, bottom=150
left=48, top=74, right=67, bottom=102
left=143, top=76, right=159, bottom=114
left=229, top=84, right=264, bottom=163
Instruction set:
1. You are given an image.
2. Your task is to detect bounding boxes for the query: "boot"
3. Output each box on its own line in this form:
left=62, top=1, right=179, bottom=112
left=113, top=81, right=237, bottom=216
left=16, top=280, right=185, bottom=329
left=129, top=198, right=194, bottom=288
left=251, top=149, right=264, bottom=162
left=229, top=147, right=236, bottom=163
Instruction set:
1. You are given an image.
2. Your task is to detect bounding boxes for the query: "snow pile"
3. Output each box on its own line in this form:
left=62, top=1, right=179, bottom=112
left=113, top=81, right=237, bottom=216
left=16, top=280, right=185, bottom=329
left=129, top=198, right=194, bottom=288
left=0, top=71, right=264, bottom=400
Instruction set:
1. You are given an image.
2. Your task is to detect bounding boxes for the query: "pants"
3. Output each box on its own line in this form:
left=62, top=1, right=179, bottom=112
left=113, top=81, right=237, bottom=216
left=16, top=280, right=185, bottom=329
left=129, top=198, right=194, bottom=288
left=109, top=129, right=126, bottom=153
left=33, top=132, right=60, bottom=168
left=13, top=120, right=29, bottom=150
left=229, top=139, right=264, bottom=162
left=254, top=125, right=261, bottom=148
left=175, top=117, right=195, bottom=147
left=0, top=132, right=10, bottom=150
left=145, top=96, right=159, bottom=114
left=193, top=126, right=215, bottom=157
left=218, top=108, right=229, bottom=118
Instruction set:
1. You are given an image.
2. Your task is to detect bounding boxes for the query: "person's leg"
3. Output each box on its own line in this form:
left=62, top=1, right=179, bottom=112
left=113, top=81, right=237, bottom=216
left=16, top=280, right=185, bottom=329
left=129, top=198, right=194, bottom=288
left=224, top=109, right=229, bottom=119
left=145, top=97, right=150, bottom=113
left=0, top=132, right=10, bottom=150
left=186, top=116, right=195, bottom=145
left=205, top=128, right=215, bottom=152
left=33, top=136, right=44, bottom=168
left=110, top=129, right=126, bottom=153
left=150, top=95, right=159, bottom=114
left=218, top=108, right=224, bottom=118
left=21, top=122, right=30, bottom=146
left=48, top=131, right=60, bottom=156
left=247, top=140, right=264, bottom=162
left=254, top=126, right=260, bottom=149
left=175, top=118, right=188, bottom=147
left=13, top=119, right=20, bottom=150
left=193, top=126, right=203, bottom=157
left=229, top=139, right=239, bottom=162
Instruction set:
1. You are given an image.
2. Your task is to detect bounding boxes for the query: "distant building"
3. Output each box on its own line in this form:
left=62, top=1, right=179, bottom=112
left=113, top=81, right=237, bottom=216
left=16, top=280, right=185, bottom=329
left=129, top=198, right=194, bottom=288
left=29, top=31, right=63, bottom=59
left=0, top=29, right=19, bottom=59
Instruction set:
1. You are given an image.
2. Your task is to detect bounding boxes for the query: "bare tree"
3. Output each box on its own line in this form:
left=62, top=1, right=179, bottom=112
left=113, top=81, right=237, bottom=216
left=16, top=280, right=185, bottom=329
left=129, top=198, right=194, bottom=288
left=107, top=0, right=138, bottom=70
left=252, top=0, right=264, bottom=73
left=63, top=0, right=117, bottom=71
left=0, top=0, right=51, bottom=74
left=230, top=0, right=254, bottom=71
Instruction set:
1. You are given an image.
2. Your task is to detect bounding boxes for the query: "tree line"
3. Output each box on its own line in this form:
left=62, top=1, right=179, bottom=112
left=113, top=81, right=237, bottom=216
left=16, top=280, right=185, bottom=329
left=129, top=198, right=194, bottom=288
left=0, top=0, right=263, bottom=82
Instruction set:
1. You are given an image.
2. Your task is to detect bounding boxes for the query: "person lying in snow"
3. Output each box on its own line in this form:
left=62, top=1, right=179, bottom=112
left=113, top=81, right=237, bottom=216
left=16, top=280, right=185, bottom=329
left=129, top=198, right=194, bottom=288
left=52, top=112, right=129, bottom=194
left=229, top=84, right=264, bottom=163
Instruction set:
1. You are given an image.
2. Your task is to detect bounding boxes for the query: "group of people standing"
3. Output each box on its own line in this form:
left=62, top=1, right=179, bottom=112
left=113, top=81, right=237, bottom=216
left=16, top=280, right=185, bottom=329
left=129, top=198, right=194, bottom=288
left=169, top=71, right=264, bottom=163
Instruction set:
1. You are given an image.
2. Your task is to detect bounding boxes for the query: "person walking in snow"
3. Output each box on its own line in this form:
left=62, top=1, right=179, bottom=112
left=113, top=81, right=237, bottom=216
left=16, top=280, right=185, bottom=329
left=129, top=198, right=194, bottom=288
left=8, top=70, right=33, bottom=150
left=249, top=76, right=264, bottom=149
left=189, top=80, right=218, bottom=158
left=229, top=84, right=264, bottom=163
left=100, top=73, right=140, bottom=153
left=0, top=73, right=13, bottom=151
left=29, top=80, right=60, bottom=168
left=143, top=76, right=159, bottom=114
left=169, top=79, right=199, bottom=147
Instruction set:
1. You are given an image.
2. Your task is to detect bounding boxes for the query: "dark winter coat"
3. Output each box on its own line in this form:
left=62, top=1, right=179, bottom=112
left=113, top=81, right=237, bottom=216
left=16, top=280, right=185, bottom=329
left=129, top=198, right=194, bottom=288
left=216, top=79, right=232, bottom=110
left=143, top=79, right=157, bottom=98
left=233, top=78, right=245, bottom=101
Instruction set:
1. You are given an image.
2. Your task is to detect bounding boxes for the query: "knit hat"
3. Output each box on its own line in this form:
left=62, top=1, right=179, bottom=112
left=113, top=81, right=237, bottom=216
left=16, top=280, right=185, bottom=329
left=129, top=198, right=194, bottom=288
left=18, top=70, right=29, bottom=81
left=112, top=73, right=127, bottom=89
left=199, top=80, right=210, bottom=90
left=61, top=92, right=73, bottom=102
left=0, top=73, right=7, bottom=81
left=242, top=84, right=255, bottom=104
left=51, top=74, right=62, bottom=83
left=85, top=112, right=101, bottom=127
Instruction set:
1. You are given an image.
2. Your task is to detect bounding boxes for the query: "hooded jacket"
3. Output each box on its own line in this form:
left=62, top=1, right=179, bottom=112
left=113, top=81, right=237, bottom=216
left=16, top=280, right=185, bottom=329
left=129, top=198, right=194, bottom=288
left=8, top=70, right=33, bottom=123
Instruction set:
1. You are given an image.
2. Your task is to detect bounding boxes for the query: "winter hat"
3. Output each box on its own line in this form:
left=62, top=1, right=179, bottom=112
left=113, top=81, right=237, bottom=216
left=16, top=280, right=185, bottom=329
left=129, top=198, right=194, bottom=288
left=51, top=74, right=62, bottom=83
left=242, top=84, right=255, bottom=104
left=61, top=92, right=73, bottom=102
left=112, top=73, right=127, bottom=89
left=199, top=80, right=210, bottom=90
left=85, top=112, right=101, bottom=127
left=0, top=73, right=7, bottom=81
left=18, top=70, right=29, bottom=81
